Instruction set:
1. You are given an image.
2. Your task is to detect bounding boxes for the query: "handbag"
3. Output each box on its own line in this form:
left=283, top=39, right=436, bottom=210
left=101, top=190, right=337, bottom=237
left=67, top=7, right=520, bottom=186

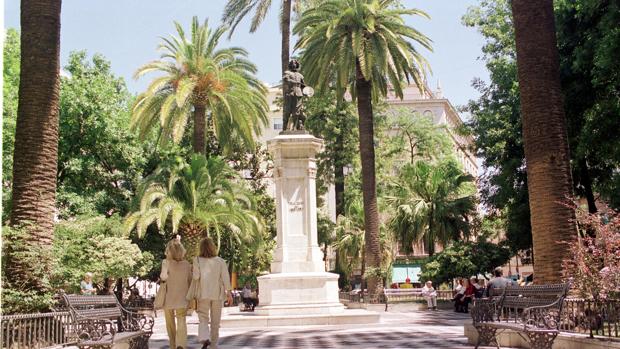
left=186, top=257, right=201, bottom=304
left=154, top=281, right=167, bottom=310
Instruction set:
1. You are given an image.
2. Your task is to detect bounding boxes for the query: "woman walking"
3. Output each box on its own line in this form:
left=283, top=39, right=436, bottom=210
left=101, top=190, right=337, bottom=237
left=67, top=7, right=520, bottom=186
left=194, top=237, right=233, bottom=349
left=161, top=238, right=192, bottom=349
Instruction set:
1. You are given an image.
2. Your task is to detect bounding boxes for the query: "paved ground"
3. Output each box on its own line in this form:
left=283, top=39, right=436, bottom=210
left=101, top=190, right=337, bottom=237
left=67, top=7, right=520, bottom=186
left=148, top=304, right=497, bottom=348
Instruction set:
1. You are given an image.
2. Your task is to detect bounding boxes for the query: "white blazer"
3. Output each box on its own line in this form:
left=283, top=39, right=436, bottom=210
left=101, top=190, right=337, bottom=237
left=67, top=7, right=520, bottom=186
left=192, top=256, right=232, bottom=300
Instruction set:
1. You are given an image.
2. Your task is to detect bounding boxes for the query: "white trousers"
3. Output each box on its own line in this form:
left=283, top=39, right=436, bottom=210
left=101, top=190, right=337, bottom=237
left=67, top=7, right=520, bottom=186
left=425, top=296, right=437, bottom=308
left=197, top=299, right=223, bottom=348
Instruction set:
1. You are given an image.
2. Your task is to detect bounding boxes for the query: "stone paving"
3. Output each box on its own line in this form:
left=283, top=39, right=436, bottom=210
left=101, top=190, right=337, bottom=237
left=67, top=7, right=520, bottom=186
left=148, top=304, right=505, bottom=348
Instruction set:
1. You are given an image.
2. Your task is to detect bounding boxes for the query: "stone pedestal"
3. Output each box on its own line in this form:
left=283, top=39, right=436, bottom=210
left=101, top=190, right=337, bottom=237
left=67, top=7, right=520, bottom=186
left=256, top=133, right=344, bottom=316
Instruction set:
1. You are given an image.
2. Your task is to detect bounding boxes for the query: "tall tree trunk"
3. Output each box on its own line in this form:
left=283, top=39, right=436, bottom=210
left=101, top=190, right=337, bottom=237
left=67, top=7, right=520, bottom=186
left=512, top=0, right=577, bottom=284
left=281, top=0, right=292, bottom=129
left=355, top=62, right=382, bottom=302
left=578, top=159, right=597, bottom=214
left=193, top=105, right=206, bottom=155
left=8, top=0, right=62, bottom=292
left=335, top=164, right=345, bottom=217
left=115, top=278, right=123, bottom=303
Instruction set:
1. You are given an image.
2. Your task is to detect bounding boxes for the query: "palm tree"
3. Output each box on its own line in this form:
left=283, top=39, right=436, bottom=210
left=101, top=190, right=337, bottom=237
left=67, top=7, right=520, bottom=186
left=8, top=0, right=62, bottom=292
left=132, top=17, right=268, bottom=155
left=511, top=0, right=577, bottom=283
left=385, top=160, right=476, bottom=256
left=125, top=154, right=262, bottom=256
left=222, top=0, right=297, bottom=119
left=333, top=198, right=366, bottom=278
left=294, top=0, right=431, bottom=300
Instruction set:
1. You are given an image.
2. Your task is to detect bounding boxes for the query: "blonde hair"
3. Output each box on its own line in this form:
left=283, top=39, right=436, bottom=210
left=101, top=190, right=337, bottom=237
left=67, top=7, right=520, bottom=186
left=165, top=239, right=186, bottom=261
left=84, top=272, right=93, bottom=280
left=198, top=237, right=218, bottom=258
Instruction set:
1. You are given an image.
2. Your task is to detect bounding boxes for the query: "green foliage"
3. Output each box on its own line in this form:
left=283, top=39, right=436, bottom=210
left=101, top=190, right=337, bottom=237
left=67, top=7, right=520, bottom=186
left=223, top=0, right=281, bottom=35
left=294, top=0, right=432, bottom=103
left=463, top=0, right=620, bottom=255
left=3, top=29, right=19, bottom=185
left=57, top=51, right=149, bottom=218
left=333, top=197, right=365, bottom=275
left=2, top=29, right=20, bottom=221
left=53, top=215, right=154, bottom=293
left=132, top=17, right=269, bottom=154
left=385, top=159, right=477, bottom=256
left=420, top=239, right=512, bottom=286
left=384, top=110, right=453, bottom=164
left=462, top=0, right=531, bottom=253
left=305, top=91, right=358, bottom=198
left=1, top=225, right=55, bottom=312
left=0, top=288, right=56, bottom=315
left=555, top=0, right=620, bottom=209
left=125, top=154, right=261, bottom=242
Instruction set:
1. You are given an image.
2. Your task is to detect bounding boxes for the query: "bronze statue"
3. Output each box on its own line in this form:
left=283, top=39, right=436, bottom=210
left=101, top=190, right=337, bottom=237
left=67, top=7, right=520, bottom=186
left=282, top=59, right=313, bottom=132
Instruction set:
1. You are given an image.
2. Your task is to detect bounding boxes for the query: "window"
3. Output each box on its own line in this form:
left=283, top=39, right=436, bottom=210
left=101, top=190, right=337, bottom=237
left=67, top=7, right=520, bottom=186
left=273, top=118, right=283, bottom=130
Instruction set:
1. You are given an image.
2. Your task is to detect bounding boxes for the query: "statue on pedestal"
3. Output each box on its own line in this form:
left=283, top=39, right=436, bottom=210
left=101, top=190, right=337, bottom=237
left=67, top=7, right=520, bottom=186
left=282, top=59, right=313, bottom=132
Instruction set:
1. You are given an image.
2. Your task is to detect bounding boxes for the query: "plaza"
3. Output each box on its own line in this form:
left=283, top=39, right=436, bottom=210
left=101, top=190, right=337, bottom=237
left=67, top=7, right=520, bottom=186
left=149, top=305, right=480, bottom=349
left=2, top=0, right=619, bottom=349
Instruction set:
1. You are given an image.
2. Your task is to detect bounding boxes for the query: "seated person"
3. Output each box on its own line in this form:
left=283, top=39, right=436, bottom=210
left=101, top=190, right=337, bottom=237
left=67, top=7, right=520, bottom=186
left=241, top=283, right=256, bottom=311
left=421, top=281, right=438, bottom=311
left=486, top=267, right=517, bottom=297
left=460, top=278, right=476, bottom=313
left=470, top=277, right=485, bottom=298
left=452, top=279, right=465, bottom=312
left=80, top=272, right=96, bottom=295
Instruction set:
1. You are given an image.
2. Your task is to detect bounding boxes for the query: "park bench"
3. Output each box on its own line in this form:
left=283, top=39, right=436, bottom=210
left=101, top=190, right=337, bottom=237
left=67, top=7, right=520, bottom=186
left=470, top=283, right=570, bottom=349
left=63, top=294, right=154, bottom=349
left=383, top=288, right=424, bottom=311
left=384, top=288, right=454, bottom=311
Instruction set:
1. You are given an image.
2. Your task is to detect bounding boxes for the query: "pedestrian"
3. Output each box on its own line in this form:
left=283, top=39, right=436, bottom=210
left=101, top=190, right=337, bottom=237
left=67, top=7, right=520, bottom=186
left=421, top=281, right=438, bottom=310
left=194, top=237, right=234, bottom=349
left=452, top=279, right=465, bottom=312
left=161, top=238, right=192, bottom=349
left=486, top=267, right=516, bottom=297
left=80, top=272, right=96, bottom=295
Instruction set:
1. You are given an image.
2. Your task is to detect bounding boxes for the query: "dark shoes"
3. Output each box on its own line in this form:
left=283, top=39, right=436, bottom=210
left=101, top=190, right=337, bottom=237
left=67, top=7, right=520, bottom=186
left=201, top=340, right=211, bottom=349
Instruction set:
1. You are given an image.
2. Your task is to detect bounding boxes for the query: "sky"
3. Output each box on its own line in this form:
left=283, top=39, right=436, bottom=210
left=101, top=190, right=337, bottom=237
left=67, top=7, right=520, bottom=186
left=4, top=0, right=489, bottom=108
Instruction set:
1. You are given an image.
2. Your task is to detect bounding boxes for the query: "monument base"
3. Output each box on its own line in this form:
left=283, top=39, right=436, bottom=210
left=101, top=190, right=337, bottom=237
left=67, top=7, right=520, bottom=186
left=220, top=309, right=380, bottom=328
left=256, top=272, right=345, bottom=316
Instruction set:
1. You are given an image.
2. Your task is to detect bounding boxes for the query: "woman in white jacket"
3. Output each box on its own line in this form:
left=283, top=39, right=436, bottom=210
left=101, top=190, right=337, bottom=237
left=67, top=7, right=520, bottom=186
left=193, top=237, right=233, bottom=349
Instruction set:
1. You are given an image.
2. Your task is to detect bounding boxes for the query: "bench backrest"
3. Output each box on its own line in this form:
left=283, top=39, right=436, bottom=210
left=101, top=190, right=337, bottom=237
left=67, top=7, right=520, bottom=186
left=383, top=288, right=422, bottom=297
left=500, top=283, right=569, bottom=310
left=64, top=294, right=123, bottom=321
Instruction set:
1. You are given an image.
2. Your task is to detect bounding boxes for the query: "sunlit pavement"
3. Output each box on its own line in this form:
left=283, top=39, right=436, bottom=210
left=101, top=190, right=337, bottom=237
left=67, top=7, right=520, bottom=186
left=147, top=303, right=508, bottom=348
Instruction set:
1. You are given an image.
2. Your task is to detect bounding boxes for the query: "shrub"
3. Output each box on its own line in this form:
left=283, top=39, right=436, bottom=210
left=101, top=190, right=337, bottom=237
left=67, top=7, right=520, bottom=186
left=52, top=215, right=154, bottom=293
left=563, top=204, right=620, bottom=300
left=420, top=239, right=512, bottom=286
left=1, top=225, right=56, bottom=314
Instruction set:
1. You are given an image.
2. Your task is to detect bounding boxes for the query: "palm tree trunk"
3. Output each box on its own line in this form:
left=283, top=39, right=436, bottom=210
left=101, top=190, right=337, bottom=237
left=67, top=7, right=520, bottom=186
left=281, top=0, right=292, bottom=129
left=355, top=62, right=382, bottom=302
left=193, top=105, right=207, bottom=155
left=512, top=0, right=577, bottom=283
left=8, top=0, right=62, bottom=292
